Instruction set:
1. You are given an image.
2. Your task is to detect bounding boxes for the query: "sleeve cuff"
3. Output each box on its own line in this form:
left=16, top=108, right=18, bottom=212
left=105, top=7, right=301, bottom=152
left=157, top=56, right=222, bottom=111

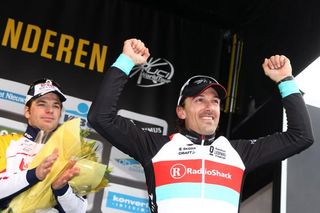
left=26, top=168, right=41, bottom=185
left=112, top=53, right=135, bottom=75
left=52, top=184, right=70, bottom=197
left=278, top=79, right=300, bottom=98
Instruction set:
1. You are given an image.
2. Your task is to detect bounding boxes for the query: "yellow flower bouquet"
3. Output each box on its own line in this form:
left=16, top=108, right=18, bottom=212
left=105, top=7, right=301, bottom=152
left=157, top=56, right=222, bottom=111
left=69, top=128, right=111, bottom=196
left=7, top=118, right=111, bottom=213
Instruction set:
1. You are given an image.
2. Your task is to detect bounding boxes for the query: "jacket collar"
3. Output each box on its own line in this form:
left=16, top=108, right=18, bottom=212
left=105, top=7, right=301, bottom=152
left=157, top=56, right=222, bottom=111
left=23, top=125, right=54, bottom=143
left=180, top=128, right=216, bottom=145
left=23, top=125, right=41, bottom=142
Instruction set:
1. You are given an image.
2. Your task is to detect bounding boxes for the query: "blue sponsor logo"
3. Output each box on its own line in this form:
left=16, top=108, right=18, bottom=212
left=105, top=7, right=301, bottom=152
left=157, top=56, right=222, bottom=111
left=106, top=191, right=150, bottom=212
left=64, top=103, right=91, bottom=128
left=66, top=103, right=88, bottom=118
left=115, top=158, right=140, bottom=166
left=0, top=89, right=25, bottom=105
left=115, top=158, right=144, bottom=174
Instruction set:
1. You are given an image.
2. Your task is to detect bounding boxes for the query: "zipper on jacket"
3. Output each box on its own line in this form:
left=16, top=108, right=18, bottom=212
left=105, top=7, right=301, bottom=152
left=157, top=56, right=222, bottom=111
left=201, top=135, right=205, bottom=198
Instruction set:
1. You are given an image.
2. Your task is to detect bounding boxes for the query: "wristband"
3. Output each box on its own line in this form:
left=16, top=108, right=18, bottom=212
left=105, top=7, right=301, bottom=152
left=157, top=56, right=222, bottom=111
left=112, top=53, right=135, bottom=75
left=278, top=79, right=300, bottom=98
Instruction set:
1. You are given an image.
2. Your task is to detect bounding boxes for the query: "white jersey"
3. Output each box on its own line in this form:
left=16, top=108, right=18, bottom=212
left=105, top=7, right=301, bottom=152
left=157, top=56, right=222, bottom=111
left=0, top=126, right=87, bottom=212
left=152, top=134, right=245, bottom=213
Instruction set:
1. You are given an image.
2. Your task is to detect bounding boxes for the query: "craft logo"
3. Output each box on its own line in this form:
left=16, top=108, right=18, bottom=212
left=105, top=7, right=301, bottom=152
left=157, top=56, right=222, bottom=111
left=129, top=57, right=174, bottom=87
left=178, top=146, right=196, bottom=155
left=63, top=102, right=91, bottom=129
left=106, top=191, right=150, bottom=212
left=115, top=158, right=144, bottom=174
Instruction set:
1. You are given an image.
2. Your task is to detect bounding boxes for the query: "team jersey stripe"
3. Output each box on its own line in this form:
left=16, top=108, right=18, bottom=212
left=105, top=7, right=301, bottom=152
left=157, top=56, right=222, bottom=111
left=205, top=160, right=243, bottom=192
left=154, top=160, right=202, bottom=186
left=156, top=183, right=239, bottom=206
left=156, top=183, right=201, bottom=200
left=153, top=159, right=244, bottom=192
left=204, top=184, right=240, bottom=206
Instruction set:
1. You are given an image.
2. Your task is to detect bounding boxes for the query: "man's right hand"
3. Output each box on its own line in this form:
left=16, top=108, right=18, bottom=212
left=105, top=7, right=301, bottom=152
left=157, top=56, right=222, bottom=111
left=122, top=38, right=150, bottom=65
left=35, top=148, right=59, bottom=180
left=51, top=160, right=80, bottom=190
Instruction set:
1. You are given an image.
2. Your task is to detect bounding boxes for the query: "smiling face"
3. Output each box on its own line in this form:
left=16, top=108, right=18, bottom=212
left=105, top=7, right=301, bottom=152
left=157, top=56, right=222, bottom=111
left=24, top=93, right=62, bottom=133
left=176, top=87, right=221, bottom=135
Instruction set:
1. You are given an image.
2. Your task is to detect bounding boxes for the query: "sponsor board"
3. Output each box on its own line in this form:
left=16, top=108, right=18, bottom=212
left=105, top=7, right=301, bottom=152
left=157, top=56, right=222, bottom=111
left=62, top=98, right=93, bottom=130
left=118, top=109, right=168, bottom=135
left=0, top=117, right=26, bottom=135
left=109, top=146, right=146, bottom=182
left=108, top=109, right=168, bottom=182
left=101, top=183, right=150, bottom=213
left=0, top=78, right=27, bottom=115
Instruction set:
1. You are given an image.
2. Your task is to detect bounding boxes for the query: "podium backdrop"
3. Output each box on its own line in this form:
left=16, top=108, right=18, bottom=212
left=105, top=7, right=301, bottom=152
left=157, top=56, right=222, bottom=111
left=281, top=58, right=320, bottom=213
left=0, top=1, right=226, bottom=212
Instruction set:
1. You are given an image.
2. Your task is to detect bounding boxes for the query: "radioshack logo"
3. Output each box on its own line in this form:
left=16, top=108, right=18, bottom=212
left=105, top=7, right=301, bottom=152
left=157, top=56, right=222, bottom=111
left=64, top=103, right=91, bottom=128
left=106, top=191, right=150, bottom=212
left=170, top=164, right=232, bottom=180
left=170, top=163, right=187, bottom=179
left=129, top=57, right=174, bottom=87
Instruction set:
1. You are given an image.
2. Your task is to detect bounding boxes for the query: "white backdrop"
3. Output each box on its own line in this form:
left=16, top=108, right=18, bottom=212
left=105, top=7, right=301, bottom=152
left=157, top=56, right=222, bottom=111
left=281, top=57, right=320, bottom=213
